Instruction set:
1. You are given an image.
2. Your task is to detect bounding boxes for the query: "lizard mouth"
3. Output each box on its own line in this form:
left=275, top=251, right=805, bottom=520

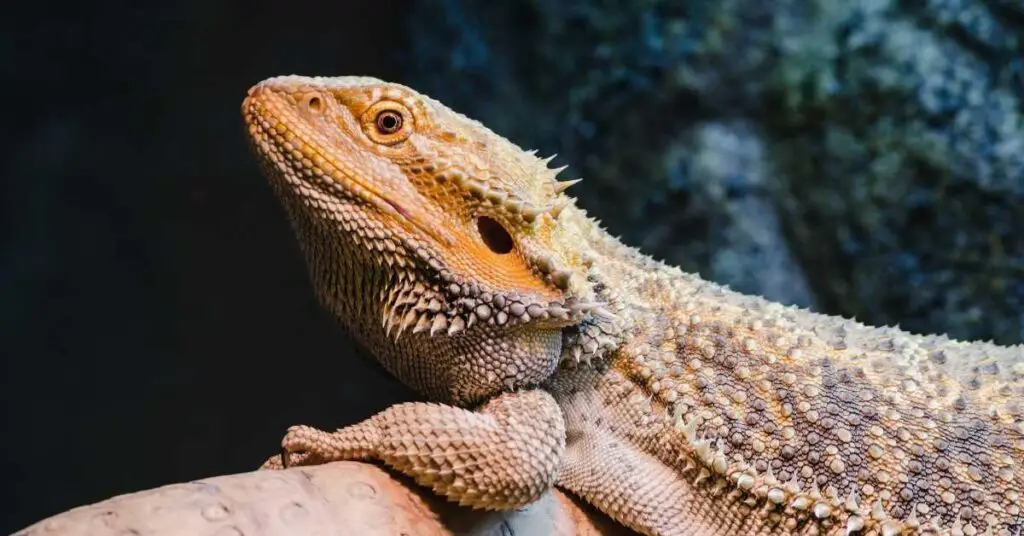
left=242, top=84, right=454, bottom=247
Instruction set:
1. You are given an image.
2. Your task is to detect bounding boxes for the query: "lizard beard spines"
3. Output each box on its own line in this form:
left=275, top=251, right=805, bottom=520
left=555, top=261, right=628, bottom=367
left=560, top=315, right=621, bottom=366
left=380, top=267, right=606, bottom=343
left=376, top=211, right=612, bottom=344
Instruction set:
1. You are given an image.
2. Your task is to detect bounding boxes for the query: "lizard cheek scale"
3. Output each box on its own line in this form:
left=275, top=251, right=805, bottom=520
left=244, top=76, right=1024, bottom=536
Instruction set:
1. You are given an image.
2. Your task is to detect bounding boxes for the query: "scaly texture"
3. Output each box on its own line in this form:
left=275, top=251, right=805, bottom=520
left=242, top=76, right=1024, bottom=536
left=268, top=391, right=565, bottom=509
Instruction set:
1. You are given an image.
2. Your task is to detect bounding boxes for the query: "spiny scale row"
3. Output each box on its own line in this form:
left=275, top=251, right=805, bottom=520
left=417, top=152, right=579, bottom=225
left=527, top=250, right=576, bottom=292
left=675, top=416, right=1008, bottom=536
left=411, top=163, right=589, bottom=297
left=417, top=152, right=595, bottom=304
left=562, top=316, right=623, bottom=366
left=382, top=276, right=607, bottom=340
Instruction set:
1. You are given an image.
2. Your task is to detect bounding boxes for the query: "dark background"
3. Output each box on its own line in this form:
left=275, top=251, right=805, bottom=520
left=2, top=1, right=416, bottom=530
left=2, top=0, right=1022, bottom=532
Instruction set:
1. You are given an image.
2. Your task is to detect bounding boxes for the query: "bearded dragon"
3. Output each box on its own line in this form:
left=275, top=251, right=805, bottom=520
left=241, top=75, right=1024, bottom=536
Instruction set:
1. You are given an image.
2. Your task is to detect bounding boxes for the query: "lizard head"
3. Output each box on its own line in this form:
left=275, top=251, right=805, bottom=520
left=242, top=76, right=616, bottom=404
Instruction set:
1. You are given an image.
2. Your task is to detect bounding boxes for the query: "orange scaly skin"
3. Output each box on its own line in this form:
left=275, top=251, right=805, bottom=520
left=242, top=75, right=1024, bottom=536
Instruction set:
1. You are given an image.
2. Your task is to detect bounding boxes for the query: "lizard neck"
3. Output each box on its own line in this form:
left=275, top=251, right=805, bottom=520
left=557, top=204, right=723, bottom=350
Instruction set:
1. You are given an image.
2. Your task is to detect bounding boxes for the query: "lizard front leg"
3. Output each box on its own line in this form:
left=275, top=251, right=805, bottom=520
left=261, top=389, right=566, bottom=510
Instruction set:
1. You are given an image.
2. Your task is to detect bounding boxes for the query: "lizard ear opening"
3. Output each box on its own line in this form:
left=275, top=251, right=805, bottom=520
left=477, top=216, right=513, bottom=254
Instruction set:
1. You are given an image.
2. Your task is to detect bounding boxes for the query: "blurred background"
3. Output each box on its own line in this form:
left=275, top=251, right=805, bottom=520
left=2, top=0, right=1022, bottom=531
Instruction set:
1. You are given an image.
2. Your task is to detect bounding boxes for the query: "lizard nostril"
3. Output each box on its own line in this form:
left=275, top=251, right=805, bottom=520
left=306, top=95, right=323, bottom=112
left=477, top=216, right=513, bottom=254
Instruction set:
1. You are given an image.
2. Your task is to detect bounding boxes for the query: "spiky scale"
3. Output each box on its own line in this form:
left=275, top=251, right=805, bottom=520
left=447, top=315, right=466, bottom=336
left=548, top=200, right=570, bottom=219
left=552, top=178, right=582, bottom=194
left=429, top=314, right=448, bottom=336
left=412, top=313, right=432, bottom=334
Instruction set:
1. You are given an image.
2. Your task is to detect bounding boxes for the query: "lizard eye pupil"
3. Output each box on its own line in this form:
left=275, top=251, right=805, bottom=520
left=375, top=110, right=403, bottom=134
left=477, top=216, right=513, bottom=254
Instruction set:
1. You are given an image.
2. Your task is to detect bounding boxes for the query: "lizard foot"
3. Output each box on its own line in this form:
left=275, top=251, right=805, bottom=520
left=277, top=424, right=360, bottom=467
left=261, top=390, right=567, bottom=510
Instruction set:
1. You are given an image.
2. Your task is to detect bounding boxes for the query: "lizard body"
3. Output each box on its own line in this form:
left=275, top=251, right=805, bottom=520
left=241, top=76, right=1024, bottom=536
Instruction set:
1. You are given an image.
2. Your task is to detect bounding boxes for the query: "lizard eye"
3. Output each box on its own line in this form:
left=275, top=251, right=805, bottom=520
left=477, top=216, right=513, bottom=254
left=375, top=110, right=403, bottom=134
left=361, top=101, right=414, bottom=144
